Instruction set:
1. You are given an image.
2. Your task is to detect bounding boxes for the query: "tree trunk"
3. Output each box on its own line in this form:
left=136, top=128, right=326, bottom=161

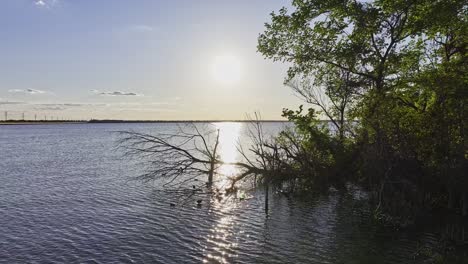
left=265, top=182, right=269, bottom=215
left=208, top=162, right=214, bottom=185
left=208, top=130, right=220, bottom=185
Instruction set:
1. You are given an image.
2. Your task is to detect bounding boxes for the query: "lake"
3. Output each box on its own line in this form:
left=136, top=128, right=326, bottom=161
left=0, top=123, right=441, bottom=263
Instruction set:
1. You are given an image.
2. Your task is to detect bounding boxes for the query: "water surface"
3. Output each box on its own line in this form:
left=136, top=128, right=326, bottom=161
left=0, top=123, right=439, bottom=263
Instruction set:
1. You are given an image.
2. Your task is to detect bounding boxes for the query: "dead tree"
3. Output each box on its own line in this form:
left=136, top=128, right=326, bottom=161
left=235, top=113, right=298, bottom=213
left=116, top=122, right=263, bottom=190
left=117, top=119, right=293, bottom=214
left=208, top=130, right=220, bottom=185
left=117, top=123, right=222, bottom=188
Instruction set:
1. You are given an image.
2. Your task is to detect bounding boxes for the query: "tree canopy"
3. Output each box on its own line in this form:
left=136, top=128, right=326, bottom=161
left=258, top=0, right=467, bottom=221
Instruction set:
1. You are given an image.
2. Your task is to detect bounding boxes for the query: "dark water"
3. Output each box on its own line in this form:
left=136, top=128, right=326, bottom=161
left=0, top=123, right=441, bottom=263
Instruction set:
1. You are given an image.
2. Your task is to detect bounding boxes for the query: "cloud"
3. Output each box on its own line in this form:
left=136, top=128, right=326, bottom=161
left=91, top=90, right=142, bottom=96
left=63, top=103, right=85, bottom=107
left=34, top=0, right=59, bottom=8
left=0, top=101, right=25, bottom=105
left=8, top=89, right=47, bottom=94
left=126, top=25, right=154, bottom=33
left=118, top=107, right=179, bottom=113
left=32, top=103, right=105, bottom=108
left=7, top=102, right=104, bottom=111
left=34, top=106, right=66, bottom=111
left=0, top=101, right=106, bottom=110
left=35, top=0, right=46, bottom=6
left=38, top=103, right=83, bottom=107
left=102, top=91, right=138, bottom=96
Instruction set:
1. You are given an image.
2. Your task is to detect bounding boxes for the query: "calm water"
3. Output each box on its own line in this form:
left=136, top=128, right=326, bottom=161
left=0, top=123, right=440, bottom=263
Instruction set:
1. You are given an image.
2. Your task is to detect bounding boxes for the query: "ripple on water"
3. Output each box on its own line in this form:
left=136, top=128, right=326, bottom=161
left=0, top=123, right=444, bottom=264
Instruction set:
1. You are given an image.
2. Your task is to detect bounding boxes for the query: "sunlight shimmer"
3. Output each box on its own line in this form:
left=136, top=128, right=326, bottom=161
left=214, top=122, right=242, bottom=178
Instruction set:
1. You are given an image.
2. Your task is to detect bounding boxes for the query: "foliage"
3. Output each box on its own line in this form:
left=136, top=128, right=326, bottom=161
left=279, top=106, right=335, bottom=189
left=258, top=0, right=468, bottom=219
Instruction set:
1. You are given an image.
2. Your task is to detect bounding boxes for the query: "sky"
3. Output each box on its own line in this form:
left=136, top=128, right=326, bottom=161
left=0, top=0, right=302, bottom=120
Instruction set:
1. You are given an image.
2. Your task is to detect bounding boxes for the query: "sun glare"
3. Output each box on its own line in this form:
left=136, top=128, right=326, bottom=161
left=214, top=122, right=242, bottom=178
left=211, top=55, right=241, bottom=85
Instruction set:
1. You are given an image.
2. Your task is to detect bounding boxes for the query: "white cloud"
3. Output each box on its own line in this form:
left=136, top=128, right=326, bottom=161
left=30, top=103, right=105, bottom=110
left=8, top=89, right=47, bottom=94
left=103, top=91, right=138, bottom=96
left=34, top=0, right=59, bottom=8
left=118, top=107, right=179, bottom=113
left=34, top=106, right=66, bottom=111
left=123, top=25, right=154, bottom=33
left=91, top=90, right=143, bottom=96
left=35, top=0, right=46, bottom=6
left=0, top=101, right=25, bottom=105
left=38, top=103, right=83, bottom=107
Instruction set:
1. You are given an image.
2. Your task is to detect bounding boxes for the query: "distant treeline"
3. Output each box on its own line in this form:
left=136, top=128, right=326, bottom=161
left=0, top=120, right=86, bottom=124
left=0, top=119, right=292, bottom=124
left=87, top=119, right=290, bottom=123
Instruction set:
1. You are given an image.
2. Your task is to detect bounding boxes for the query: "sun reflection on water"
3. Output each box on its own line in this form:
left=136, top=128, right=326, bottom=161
left=202, top=213, right=240, bottom=263
left=202, top=122, right=243, bottom=263
left=214, top=122, right=243, bottom=183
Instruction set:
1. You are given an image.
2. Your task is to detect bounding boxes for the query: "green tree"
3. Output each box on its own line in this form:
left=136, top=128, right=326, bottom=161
left=258, top=0, right=467, bottom=218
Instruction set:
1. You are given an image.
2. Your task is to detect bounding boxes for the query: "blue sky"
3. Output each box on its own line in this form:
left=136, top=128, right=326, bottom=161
left=0, top=0, right=300, bottom=120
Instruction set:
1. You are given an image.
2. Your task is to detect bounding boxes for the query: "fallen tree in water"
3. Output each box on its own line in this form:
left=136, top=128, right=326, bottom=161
left=116, top=118, right=286, bottom=213
left=116, top=109, right=359, bottom=214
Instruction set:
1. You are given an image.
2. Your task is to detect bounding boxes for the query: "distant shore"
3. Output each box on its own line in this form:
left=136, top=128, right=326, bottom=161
left=0, top=119, right=291, bottom=125
left=0, top=121, right=88, bottom=125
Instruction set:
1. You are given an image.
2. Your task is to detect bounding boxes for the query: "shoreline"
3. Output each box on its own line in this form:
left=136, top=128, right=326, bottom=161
left=0, top=120, right=292, bottom=125
left=0, top=121, right=88, bottom=125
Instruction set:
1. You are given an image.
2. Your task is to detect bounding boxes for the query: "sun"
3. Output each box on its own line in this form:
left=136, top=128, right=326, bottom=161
left=210, top=55, right=241, bottom=85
